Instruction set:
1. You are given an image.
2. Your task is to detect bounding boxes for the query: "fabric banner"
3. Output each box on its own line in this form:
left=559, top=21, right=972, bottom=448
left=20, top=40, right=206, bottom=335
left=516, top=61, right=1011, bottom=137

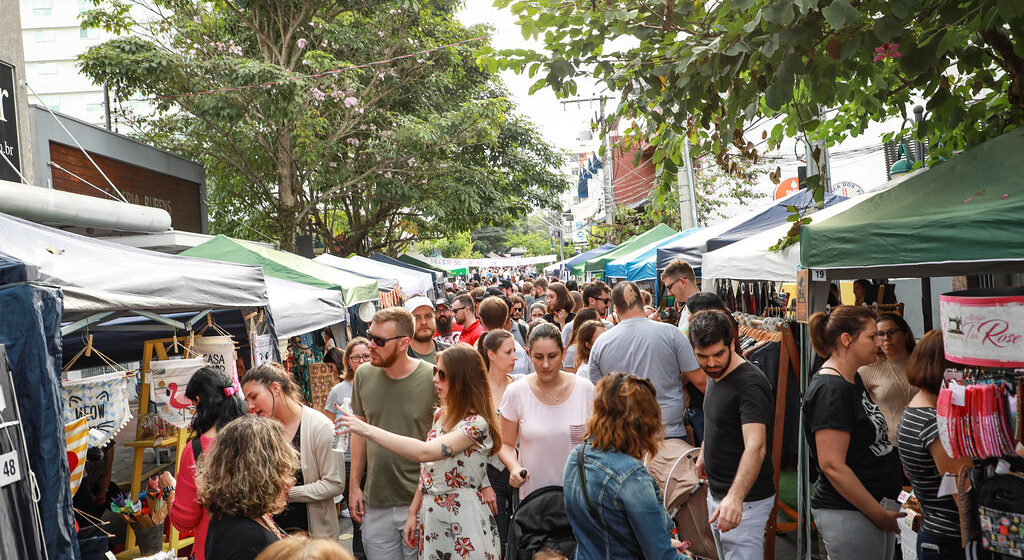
left=940, top=290, right=1024, bottom=367
left=424, top=254, right=557, bottom=268
left=192, top=335, right=242, bottom=395
left=64, top=418, right=88, bottom=496
left=62, top=371, right=132, bottom=448
left=149, top=358, right=205, bottom=429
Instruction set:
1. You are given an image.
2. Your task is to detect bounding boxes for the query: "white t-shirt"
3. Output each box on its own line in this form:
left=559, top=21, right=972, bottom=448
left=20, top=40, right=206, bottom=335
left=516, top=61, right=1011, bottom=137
left=677, top=306, right=691, bottom=338
left=500, top=375, right=595, bottom=500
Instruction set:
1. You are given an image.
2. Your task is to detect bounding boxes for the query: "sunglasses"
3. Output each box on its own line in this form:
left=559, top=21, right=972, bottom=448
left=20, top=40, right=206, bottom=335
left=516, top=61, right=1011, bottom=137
left=594, top=297, right=611, bottom=304
left=367, top=333, right=405, bottom=346
left=433, top=366, right=446, bottom=381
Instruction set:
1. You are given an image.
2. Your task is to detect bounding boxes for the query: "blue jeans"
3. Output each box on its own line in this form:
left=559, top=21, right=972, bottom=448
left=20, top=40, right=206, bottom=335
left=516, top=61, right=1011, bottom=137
left=917, top=529, right=965, bottom=560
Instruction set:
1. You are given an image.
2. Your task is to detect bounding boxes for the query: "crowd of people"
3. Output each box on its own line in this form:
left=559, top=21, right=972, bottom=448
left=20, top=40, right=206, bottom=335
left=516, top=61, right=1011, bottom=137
left=150, top=261, right=995, bottom=560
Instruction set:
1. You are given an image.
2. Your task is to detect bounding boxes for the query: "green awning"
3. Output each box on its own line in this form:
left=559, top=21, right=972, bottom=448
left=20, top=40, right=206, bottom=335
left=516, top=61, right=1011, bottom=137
left=182, top=235, right=379, bottom=306
left=801, top=129, right=1024, bottom=279
left=579, top=223, right=678, bottom=276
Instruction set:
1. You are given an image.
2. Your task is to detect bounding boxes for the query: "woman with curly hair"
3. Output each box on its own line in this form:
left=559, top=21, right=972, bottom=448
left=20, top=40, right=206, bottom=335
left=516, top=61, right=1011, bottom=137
left=199, top=415, right=299, bottom=560
left=160, top=367, right=247, bottom=560
left=335, top=345, right=502, bottom=560
left=563, top=373, right=688, bottom=559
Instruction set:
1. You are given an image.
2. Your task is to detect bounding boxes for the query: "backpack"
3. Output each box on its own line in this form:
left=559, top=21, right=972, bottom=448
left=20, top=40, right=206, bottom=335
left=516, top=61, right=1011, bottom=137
left=644, top=439, right=718, bottom=560
left=506, top=486, right=576, bottom=560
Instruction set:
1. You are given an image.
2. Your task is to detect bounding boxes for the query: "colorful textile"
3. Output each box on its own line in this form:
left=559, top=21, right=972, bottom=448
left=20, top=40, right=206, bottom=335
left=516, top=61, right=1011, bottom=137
left=149, top=358, right=205, bottom=429
left=62, top=371, right=132, bottom=448
left=193, top=336, right=242, bottom=396
left=64, top=417, right=88, bottom=496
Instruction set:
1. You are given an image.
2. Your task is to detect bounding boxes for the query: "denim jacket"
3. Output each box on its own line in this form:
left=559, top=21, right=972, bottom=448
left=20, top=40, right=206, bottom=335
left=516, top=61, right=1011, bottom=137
left=563, top=441, right=683, bottom=560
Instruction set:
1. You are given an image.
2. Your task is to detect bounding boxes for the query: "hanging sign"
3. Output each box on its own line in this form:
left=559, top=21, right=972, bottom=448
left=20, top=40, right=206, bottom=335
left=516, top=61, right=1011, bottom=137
left=149, top=357, right=205, bottom=429
left=193, top=335, right=241, bottom=395
left=62, top=371, right=132, bottom=448
left=253, top=334, right=274, bottom=366
left=0, top=61, right=22, bottom=184
left=0, top=450, right=20, bottom=488
left=939, top=289, right=1024, bottom=367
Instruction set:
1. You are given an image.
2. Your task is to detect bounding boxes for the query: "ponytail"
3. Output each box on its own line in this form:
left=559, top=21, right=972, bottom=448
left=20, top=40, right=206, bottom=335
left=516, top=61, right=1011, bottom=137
left=477, top=330, right=513, bottom=370
left=809, top=305, right=877, bottom=358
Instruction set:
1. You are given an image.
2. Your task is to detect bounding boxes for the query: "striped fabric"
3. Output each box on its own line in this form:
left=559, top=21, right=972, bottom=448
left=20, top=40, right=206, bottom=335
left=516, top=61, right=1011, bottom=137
left=65, top=417, right=89, bottom=496
left=897, top=406, right=962, bottom=538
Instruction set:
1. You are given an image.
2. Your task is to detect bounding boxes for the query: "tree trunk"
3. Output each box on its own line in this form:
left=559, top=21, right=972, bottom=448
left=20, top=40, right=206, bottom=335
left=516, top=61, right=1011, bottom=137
left=276, top=127, right=298, bottom=252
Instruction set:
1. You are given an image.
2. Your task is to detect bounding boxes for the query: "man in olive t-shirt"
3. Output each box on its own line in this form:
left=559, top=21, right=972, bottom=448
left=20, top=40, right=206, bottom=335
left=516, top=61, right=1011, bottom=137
left=350, top=307, right=438, bottom=560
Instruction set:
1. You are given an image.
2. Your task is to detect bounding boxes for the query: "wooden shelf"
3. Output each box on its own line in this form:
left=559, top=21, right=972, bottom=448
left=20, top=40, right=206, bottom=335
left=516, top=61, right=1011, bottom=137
left=115, top=536, right=193, bottom=559
left=123, top=434, right=182, bottom=449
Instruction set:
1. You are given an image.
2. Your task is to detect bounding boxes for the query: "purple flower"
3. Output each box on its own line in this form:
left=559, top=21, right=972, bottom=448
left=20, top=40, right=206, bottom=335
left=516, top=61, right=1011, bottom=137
left=344, top=96, right=359, bottom=108
left=297, top=38, right=308, bottom=49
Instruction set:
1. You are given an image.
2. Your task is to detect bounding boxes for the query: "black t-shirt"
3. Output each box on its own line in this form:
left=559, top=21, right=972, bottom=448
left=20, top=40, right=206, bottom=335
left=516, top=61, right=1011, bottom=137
left=802, top=371, right=902, bottom=510
left=702, top=361, right=775, bottom=501
left=205, top=515, right=280, bottom=560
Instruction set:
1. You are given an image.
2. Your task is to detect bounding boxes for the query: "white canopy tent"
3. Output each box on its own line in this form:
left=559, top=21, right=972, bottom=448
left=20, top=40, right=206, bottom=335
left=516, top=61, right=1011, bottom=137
left=336, top=254, right=433, bottom=297
left=264, top=276, right=349, bottom=339
left=701, top=172, right=921, bottom=283
left=312, top=253, right=404, bottom=292
left=0, top=212, right=268, bottom=320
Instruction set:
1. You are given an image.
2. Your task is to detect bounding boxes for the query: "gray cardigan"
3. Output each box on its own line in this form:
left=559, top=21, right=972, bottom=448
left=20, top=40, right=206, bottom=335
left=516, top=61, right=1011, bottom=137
left=288, top=405, right=346, bottom=538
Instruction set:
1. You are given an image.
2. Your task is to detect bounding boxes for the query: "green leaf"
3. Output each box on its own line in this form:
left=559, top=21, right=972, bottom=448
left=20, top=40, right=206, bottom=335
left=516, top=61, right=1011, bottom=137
left=821, top=0, right=851, bottom=29
left=732, top=0, right=756, bottom=10
left=839, top=33, right=863, bottom=60
left=794, top=0, right=819, bottom=14
left=763, top=1, right=792, bottom=25
left=873, top=16, right=904, bottom=42
left=549, top=58, right=574, bottom=78
left=890, top=0, right=922, bottom=19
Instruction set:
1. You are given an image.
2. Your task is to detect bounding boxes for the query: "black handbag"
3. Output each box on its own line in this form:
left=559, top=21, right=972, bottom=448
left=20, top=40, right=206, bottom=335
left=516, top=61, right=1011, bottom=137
left=975, top=472, right=1024, bottom=557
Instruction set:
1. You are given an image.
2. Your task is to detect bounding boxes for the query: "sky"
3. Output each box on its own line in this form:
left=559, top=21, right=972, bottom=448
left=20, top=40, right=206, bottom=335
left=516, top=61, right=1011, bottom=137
left=455, top=1, right=921, bottom=218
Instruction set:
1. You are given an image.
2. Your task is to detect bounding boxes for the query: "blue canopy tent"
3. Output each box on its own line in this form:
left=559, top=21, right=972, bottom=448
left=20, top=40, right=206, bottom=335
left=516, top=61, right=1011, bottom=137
left=558, top=243, right=617, bottom=279
left=656, top=190, right=846, bottom=273
left=624, top=227, right=703, bottom=283
left=606, top=229, right=695, bottom=279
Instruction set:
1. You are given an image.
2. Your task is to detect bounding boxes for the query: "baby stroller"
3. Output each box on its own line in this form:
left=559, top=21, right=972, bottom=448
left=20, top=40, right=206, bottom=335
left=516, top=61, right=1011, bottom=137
left=505, top=485, right=576, bottom=560
left=645, top=439, right=719, bottom=560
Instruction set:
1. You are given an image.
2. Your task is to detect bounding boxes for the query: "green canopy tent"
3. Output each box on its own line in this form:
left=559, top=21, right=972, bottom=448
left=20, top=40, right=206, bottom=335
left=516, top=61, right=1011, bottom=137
left=578, top=223, right=678, bottom=278
left=801, top=129, right=1024, bottom=280
left=182, top=235, right=379, bottom=306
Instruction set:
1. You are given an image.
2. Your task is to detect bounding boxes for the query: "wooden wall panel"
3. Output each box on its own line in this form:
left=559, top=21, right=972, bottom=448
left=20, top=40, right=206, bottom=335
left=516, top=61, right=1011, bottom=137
left=48, top=141, right=204, bottom=233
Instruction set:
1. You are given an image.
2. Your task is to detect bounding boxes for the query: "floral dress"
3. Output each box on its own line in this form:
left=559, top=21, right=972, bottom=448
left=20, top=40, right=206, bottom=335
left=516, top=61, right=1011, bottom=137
left=418, top=412, right=500, bottom=560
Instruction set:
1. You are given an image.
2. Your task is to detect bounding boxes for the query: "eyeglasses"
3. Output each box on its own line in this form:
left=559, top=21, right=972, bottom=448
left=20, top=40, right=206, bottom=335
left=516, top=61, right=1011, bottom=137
left=367, top=333, right=405, bottom=346
left=433, top=366, right=446, bottom=381
left=878, top=328, right=903, bottom=339
left=451, top=306, right=467, bottom=313
left=664, top=277, right=683, bottom=292
left=594, top=297, right=611, bottom=305
left=349, top=354, right=371, bottom=363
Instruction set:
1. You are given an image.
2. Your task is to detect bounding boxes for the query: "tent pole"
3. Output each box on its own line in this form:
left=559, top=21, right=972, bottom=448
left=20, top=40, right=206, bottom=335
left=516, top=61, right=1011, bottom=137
left=920, top=277, right=933, bottom=331
left=60, top=311, right=115, bottom=337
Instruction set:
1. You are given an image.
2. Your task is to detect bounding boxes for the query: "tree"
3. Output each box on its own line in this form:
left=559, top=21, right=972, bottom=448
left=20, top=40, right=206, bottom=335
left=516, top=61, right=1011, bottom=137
left=79, top=0, right=568, bottom=253
left=480, top=0, right=1024, bottom=246
left=412, top=230, right=476, bottom=258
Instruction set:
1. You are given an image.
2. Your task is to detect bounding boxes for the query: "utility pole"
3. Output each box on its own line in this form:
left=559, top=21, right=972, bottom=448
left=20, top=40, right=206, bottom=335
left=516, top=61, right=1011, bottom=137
left=804, top=107, right=832, bottom=199
left=560, top=96, right=615, bottom=237
left=678, top=136, right=699, bottom=229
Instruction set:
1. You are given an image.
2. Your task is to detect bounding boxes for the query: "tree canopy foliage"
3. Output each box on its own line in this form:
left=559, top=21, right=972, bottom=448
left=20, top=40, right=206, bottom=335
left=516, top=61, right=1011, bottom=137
left=478, top=0, right=1024, bottom=244
left=79, top=0, right=569, bottom=253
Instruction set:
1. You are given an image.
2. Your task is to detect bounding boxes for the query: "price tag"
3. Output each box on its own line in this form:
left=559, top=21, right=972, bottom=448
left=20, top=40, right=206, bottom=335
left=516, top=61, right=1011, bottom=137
left=897, top=490, right=912, bottom=504
left=0, top=450, right=21, bottom=488
left=950, top=382, right=967, bottom=407
left=811, top=269, right=826, bottom=282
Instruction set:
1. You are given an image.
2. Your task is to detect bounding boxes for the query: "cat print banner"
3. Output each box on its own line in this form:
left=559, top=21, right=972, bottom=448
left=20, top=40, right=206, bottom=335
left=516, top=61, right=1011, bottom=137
left=149, top=358, right=205, bottom=429
left=62, top=371, right=132, bottom=448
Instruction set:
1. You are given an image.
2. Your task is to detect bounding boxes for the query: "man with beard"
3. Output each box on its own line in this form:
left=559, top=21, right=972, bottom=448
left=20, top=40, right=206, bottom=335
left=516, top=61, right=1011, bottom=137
left=349, top=307, right=438, bottom=560
left=689, top=309, right=775, bottom=560
left=432, top=297, right=459, bottom=346
left=451, top=293, right=483, bottom=346
left=404, top=297, right=449, bottom=365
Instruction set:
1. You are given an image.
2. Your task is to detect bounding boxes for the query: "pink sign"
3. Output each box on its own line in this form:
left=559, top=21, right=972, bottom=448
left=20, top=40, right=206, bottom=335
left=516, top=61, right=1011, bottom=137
left=939, top=291, right=1024, bottom=367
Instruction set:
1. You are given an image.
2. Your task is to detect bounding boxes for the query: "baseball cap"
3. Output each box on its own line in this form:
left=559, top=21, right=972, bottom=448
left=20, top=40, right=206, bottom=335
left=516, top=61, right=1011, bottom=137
left=433, top=297, right=451, bottom=309
left=404, top=296, right=434, bottom=313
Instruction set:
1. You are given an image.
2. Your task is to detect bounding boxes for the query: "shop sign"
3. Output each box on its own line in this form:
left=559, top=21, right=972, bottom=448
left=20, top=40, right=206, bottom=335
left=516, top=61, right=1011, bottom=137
left=832, top=181, right=864, bottom=198
left=939, top=290, right=1024, bottom=367
left=774, top=177, right=800, bottom=199
left=0, top=60, right=23, bottom=183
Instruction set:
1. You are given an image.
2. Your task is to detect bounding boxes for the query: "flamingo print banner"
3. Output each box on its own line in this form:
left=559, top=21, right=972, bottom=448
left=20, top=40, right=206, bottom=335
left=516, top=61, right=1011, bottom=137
left=149, top=358, right=205, bottom=430
left=62, top=371, right=132, bottom=448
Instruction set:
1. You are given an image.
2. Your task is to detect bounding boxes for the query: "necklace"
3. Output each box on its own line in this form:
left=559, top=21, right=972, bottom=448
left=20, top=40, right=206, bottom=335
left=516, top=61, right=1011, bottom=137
left=885, top=359, right=913, bottom=402
left=535, top=374, right=568, bottom=402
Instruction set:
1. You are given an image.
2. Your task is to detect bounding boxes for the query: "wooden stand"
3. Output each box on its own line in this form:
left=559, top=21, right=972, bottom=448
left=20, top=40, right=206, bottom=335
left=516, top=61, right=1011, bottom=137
left=121, top=338, right=195, bottom=556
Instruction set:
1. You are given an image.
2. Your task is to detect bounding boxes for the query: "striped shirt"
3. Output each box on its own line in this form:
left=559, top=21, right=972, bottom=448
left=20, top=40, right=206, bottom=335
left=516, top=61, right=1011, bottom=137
left=897, top=407, right=961, bottom=538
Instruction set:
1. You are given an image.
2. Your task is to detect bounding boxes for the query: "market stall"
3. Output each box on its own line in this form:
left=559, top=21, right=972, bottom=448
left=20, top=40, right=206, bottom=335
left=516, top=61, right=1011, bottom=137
left=578, top=223, right=677, bottom=279
left=606, top=227, right=702, bottom=284
left=556, top=243, right=617, bottom=280
left=315, top=253, right=434, bottom=299
left=0, top=212, right=276, bottom=559
left=655, top=189, right=845, bottom=274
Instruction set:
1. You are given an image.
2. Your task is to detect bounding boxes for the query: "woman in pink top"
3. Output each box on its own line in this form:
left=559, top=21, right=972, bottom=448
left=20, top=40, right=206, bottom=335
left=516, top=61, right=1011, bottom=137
left=159, top=368, right=247, bottom=560
left=499, top=322, right=595, bottom=499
